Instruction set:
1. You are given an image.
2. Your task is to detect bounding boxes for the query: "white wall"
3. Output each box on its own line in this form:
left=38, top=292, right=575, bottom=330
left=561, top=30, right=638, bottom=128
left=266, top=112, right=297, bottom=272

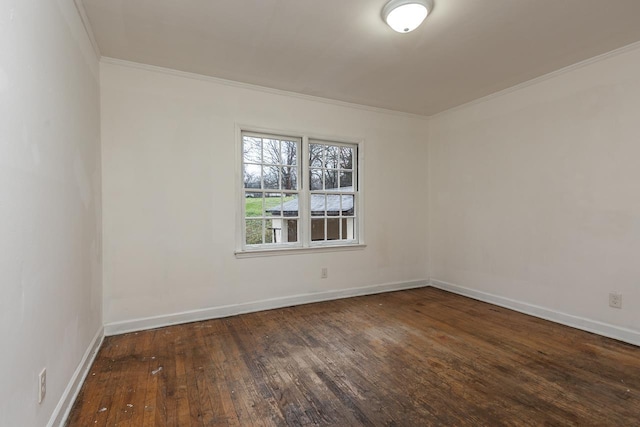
left=3, top=3, right=639, bottom=423
left=429, top=44, right=640, bottom=339
left=0, top=0, right=102, bottom=425
left=101, top=61, right=430, bottom=328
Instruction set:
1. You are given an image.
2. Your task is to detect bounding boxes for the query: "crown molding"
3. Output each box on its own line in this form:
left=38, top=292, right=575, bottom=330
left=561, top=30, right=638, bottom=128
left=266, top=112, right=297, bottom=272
left=100, top=57, right=430, bottom=121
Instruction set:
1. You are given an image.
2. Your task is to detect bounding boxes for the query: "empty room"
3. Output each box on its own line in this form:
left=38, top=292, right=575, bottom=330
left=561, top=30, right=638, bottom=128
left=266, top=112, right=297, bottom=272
left=2, top=0, right=640, bottom=425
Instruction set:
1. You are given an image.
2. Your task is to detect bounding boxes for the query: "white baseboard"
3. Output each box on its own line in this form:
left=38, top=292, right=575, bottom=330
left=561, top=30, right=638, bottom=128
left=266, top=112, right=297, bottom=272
left=430, top=279, right=640, bottom=347
left=48, top=326, right=104, bottom=427
left=104, top=280, right=429, bottom=336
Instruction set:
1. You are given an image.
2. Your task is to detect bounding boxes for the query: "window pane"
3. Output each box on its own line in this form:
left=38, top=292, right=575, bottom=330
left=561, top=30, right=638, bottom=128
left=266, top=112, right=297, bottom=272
left=340, top=147, right=354, bottom=169
left=324, top=169, right=338, bottom=190
left=325, top=145, right=339, bottom=169
left=341, top=194, right=355, bottom=216
left=263, top=139, right=281, bottom=165
left=245, top=192, right=263, bottom=217
left=326, top=218, right=340, bottom=240
left=310, top=194, right=325, bottom=216
left=281, top=193, right=299, bottom=217
left=326, top=194, right=341, bottom=216
left=282, top=166, right=297, bottom=190
left=244, top=164, right=262, bottom=189
left=265, top=219, right=275, bottom=243
left=309, top=144, right=324, bottom=167
left=286, top=219, right=298, bottom=243
left=245, top=219, right=263, bottom=245
left=311, top=218, right=325, bottom=241
left=310, top=168, right=323, bottom=190
left=339, top=171, right=353, bottom=189
left=341, top=218, right=352, bottom=239
left=264, top=193, right=283, bottom=217
left=243, top=137, right=262, bottom=163
left=264, top=166, right=280, bottom=189
left=281, top=140, right=297, bottom=166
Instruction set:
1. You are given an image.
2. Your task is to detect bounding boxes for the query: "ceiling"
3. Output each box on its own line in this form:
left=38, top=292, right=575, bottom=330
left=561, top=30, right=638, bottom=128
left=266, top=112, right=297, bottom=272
left=81, top=0, right=640, bottom=116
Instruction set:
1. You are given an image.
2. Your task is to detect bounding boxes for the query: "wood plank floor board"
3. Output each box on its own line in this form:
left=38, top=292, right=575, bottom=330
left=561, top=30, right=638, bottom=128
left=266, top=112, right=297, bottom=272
left=235, top=321, right=336, bottom=425
left=114, top=332, right=152, bottom=427
left=226, top=318, right=288, bottom=426
left=68, top=330, right=124, bottom=426
left=288, top=307, right=453, bottom=425
left=188, top=330, right=217, bottom=425
left=108, top=340, right=136, bottom=425
left=140, top=334, right=159, bottom=426
left=67, top=288, right=640, bottom=426
left=256, top=312, right=363, bottom=417
left=393, top=290, right=636, bottom=423
left=199, top=322, right=245, bottom=426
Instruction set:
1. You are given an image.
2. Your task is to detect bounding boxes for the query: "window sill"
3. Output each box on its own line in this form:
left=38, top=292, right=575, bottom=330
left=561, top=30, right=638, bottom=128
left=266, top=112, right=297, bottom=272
left=235, top=244, right=366, bottom=259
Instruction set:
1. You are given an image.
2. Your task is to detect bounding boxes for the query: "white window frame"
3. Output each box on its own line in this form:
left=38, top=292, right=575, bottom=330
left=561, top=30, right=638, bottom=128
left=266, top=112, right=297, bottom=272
left=307, top=138, right=358, bottom=246
left=235, top=125, right=365, bottom=257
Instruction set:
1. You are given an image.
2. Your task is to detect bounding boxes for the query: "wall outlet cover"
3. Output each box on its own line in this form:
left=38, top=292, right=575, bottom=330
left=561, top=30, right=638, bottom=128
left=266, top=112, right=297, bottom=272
left=609, top=292, right=622, bottom=309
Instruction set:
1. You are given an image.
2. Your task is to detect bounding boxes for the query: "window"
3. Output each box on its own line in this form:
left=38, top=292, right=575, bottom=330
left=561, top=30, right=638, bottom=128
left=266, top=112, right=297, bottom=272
left=240, top=130, right=360, bottom=253
left=242, top=132, right=301, bottom=246
left=308, top=140, right=356, bottom=242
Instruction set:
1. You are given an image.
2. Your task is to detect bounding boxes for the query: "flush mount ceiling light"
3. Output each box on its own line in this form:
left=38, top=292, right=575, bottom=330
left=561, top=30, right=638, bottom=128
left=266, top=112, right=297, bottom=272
left=382, top=0, right=434, bottom=33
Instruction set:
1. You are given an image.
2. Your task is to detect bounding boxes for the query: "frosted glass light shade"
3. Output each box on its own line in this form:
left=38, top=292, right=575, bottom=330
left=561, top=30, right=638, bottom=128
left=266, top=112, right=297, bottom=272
left=382, top=0, right=434, bottom=33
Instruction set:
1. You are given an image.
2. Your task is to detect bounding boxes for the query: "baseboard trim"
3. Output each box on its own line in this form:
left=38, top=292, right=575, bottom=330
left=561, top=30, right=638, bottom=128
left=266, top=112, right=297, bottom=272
left=104, top=280, right=429, bottom=336
left=430, top=279, right=640, bottom=347
left=48, top=326, right=104, bottom=427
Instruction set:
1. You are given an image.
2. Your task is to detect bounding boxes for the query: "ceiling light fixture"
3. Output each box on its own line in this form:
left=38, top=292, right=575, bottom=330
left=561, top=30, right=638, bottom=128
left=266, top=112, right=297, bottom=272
left=382, top=0, right=434, bottom=33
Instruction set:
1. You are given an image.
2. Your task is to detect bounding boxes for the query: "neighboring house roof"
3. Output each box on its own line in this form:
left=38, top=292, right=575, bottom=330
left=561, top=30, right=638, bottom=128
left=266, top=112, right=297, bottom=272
left=267, top=187, right=354, bottom=216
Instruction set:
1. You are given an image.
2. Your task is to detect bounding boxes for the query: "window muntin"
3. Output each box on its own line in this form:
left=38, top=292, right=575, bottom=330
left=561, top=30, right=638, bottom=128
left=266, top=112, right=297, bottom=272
left=241, top=131, right=359, bottom=251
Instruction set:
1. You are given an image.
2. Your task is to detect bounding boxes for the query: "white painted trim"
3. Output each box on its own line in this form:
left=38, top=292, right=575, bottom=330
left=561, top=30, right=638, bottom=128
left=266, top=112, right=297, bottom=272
left=236, top=244, right=366, bottom=258
left=234, top=124, right=364, bottom=152
left=72, top=0, right=101, bottom=59
left=234, top=124, right=365, bottom=253
left=300, top=134, right=311, bottom=245
left=235, top=123, right=245, bottom=251
left=47, top=326, right=104, bottom=427
left=425, top=125, right=432, bottom=276
left=431, top=39, right=640, bottom=120
left=99, top=40, right=640, bottom=120
left=104, top=280, right=429, bottom=336
left=355, top=139, right=365, bottom=246
left=99, top=57, right=430, bottom=121
left=430, top=279, right=640, bottom=347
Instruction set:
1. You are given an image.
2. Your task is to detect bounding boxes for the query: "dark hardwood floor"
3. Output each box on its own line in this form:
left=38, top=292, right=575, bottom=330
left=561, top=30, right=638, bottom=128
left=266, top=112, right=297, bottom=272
left=67, top=288, right=640, bottom=426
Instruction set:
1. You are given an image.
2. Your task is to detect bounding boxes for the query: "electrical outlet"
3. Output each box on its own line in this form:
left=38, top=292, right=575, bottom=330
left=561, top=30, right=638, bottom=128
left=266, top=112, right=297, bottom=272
left=38, top=368, right=46, bottom=403
left=321, top=267, right=328, bottom=279
left=609, top=292, right=622, bottom=309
